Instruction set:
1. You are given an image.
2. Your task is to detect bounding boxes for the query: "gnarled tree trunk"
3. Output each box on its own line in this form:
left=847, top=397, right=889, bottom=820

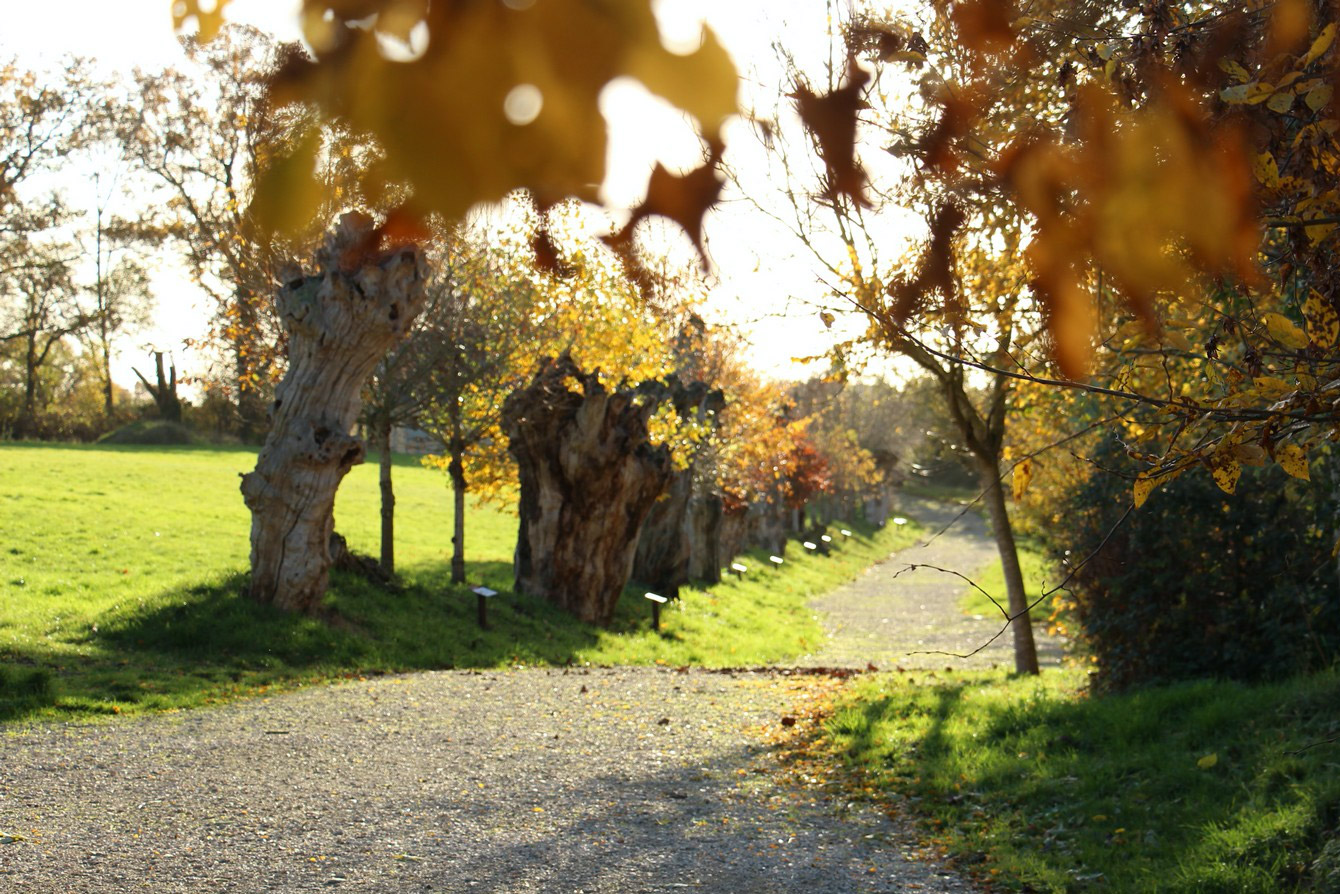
left=633, top=472, right=693, bottom=598
left=503, top=354, right=674, bottom=626
left=631, top=380, right=725, bottom=596
left=240, top=213, right=426, bottom=613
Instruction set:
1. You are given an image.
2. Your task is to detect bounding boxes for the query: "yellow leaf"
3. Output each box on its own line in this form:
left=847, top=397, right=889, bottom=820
left=819, top=310, right=835, bottom=329
left=1252, top=375, right=1293, bottom=397
left=1233, top=444, right=1267, bottom=467
left=1212, top=457, right=1241, bottom=494
left=248, top=125, right=323, bottom=239
left=1133, top=473, right=1157, bottom=508
left=1012, top=456, right=1034, bottom=502
left=1252, top=152, right=1281, bottom=187
left=1302, top=23, right=1337, bottom=67
left=1267, top=90, right=1296, bottom=113
left=1305, top=84, right=1333, bottom=111
left=1218, top=58, right=1251, bottom=82
left=1247, top=81, right=1277, bottom=104
left=1277, top=443, right=1310, bottom=480
left=172, top=0, right=232, bottom=41
left=1304, top=288, right=1340, bottom=346
left=626, top=25, right=738, bottom=133
left=1262, top=312, right=1309, bottom=348
left=1197, top=753, right=1219, bottom=769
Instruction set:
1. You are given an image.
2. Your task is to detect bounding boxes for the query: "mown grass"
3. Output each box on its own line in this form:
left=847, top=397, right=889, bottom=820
left=0, top=443, right=920, bottom=722
left=825, top=667, right=1340, bottom=893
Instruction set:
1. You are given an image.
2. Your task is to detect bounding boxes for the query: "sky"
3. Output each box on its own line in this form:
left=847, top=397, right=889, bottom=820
left=0, top=0, right=917, bottom=392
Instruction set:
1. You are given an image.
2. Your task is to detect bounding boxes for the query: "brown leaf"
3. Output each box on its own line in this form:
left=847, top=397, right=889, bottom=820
left=791, top=62, right=871, bottom=206
left=606, top=144, right=725, bottom=267
left=952, top=0, right=1018, bottom=54
left=885, top=203, right=967, bottom=326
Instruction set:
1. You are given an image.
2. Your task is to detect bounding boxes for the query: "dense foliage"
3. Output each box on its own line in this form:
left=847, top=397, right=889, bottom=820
left=1046, top=437, right=1340, bottom=691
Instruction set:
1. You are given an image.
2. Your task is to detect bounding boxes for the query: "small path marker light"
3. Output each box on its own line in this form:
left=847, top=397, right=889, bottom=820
left=820, top=534, right=832, bottom=543
left=644, top=592, right=668, bottom=631
left=803, top=541, right=818, bottom=551
left=840, top=529, right=852, bottom=537
left=892, top=517, right=908, bottom=526
left=472, top=586, right=497, bottom=629
left=769, top=555, right=784, bottom=568
left=730, top=562, right=748, bottom=580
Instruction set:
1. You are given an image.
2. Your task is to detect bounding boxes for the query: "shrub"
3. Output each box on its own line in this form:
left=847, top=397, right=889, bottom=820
left=1045, top=437, right=1340, bottom=691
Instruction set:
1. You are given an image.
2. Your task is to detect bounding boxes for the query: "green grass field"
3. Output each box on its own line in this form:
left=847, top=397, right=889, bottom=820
left=825, top=668, right=1340, bottom=893
left=0, top=443, right=920, bottom=722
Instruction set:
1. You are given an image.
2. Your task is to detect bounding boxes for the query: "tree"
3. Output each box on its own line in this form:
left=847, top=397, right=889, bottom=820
left=0, top=60, right=107, bottom=437
left=503, top=353, right=676, bottom=626
left=752, top=18, right=1052, bottom=673
left=121, top=27, right=311, bottom=439
left=77, top=175, right=153, bottom=419
left=1, top=248, right=87, bottom=437
left=240, top=212, right=427, bottom=613
left=133, top=351, right=182, bottom=423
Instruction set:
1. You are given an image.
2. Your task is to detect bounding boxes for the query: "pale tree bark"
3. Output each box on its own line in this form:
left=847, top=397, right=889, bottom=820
left=240, top=212, right=426, bottom=613
left=503, top=354, right=675, bottom=626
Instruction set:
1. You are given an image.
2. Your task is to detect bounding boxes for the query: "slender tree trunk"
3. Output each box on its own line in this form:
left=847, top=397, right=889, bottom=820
left=378, top=420, right=394, bottom=575
left=976, top=454, right=1041, bottom=675
left=449, top=430, right=467, bottom=585
left=100, top=325, right=114, bottom=419
left=240, top=213, right=426, bottom=613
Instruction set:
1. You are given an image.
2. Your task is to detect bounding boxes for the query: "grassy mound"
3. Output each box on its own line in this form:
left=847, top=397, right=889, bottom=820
left=97, top=419, right=197, bottom=445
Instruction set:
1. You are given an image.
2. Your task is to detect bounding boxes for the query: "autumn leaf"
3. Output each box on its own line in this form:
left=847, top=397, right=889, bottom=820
left=173, top=0, right=233, bottom=41
left=1133, top=472, right=1157, bottom=508
left=255, top=0, right=738, bottom=236
left=1303, top=289, right=1340, bottom=346
left=1211, top=456, right=1242, bottom=494
left=607, top=148, right=724, bottom=268
left=1011, top=456, right=1033, bottom=501
left=1276, top=443, right=1310, bottom=480
left=1262, top=312, right=1309, bottom=348
left=791, top=62, right=871, bottom=206
left=1197, top=752, right=1219, bottom=769
left=1301, top=22, right=1337, bottom=67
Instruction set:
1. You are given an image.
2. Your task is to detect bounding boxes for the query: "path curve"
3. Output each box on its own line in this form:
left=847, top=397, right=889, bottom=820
left=801, top=496, right=1067, bottom=670
left=1, top=667, right=978, bottom=893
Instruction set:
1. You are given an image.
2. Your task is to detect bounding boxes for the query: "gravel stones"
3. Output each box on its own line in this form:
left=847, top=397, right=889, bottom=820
left=0, top=666, right=976, bottom=893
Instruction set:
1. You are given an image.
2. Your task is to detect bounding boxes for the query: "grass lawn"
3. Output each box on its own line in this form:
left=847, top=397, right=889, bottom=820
left=824, top=667, right=1340, bottom=893
left=0, top=443, right=921, bottom=722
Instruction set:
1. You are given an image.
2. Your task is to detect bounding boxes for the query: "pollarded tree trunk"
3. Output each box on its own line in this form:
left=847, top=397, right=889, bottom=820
left=685, top=490, right=724, bottom=584
left=977, top=455, right=1041, bottom=675
left=503, top=354, right=675, bottom=626
left=633, top=471, right=693, bottom=598
left=240, top=213, right=426, bottom=614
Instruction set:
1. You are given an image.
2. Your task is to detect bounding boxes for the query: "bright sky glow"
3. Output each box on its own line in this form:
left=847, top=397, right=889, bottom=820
left=0, top=0, right=919, bottom=391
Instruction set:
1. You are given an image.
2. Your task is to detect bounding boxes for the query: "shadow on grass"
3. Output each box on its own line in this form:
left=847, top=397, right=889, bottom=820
left=827, top=670, right=1340, bottom=893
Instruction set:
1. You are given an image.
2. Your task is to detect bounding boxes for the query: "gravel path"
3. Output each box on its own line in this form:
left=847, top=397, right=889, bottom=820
left=802, top=496, right=1067, bottom=670
left=0, top=498, right=1023, bottom=893
left=1, top=668, right=976, bottom=893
